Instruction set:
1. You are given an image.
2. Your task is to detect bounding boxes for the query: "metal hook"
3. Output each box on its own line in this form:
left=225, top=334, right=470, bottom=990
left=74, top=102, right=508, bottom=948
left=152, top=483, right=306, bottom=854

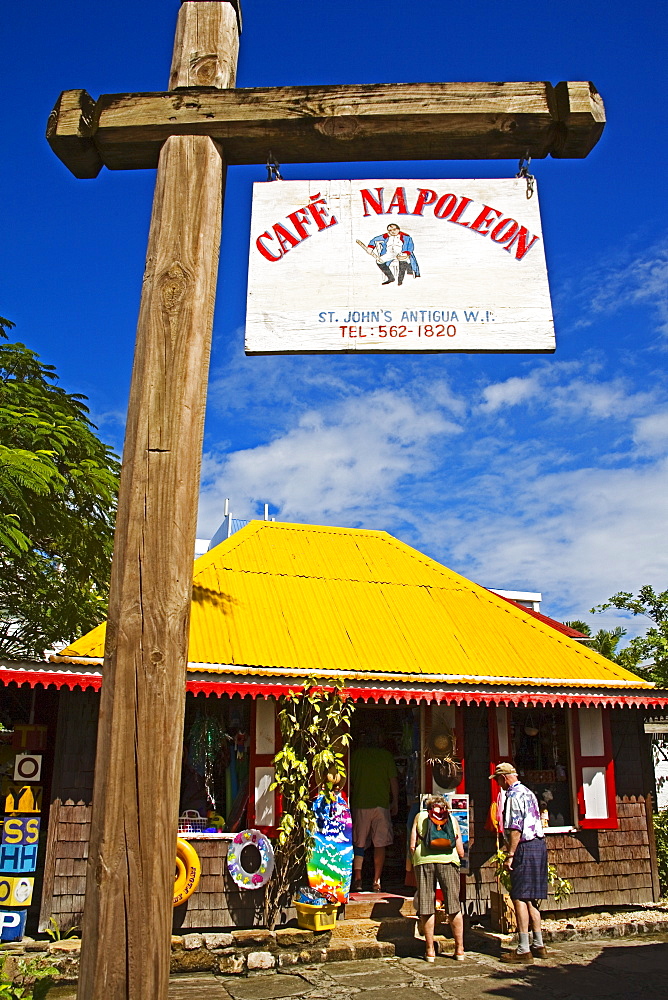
left=266, top=152, right=283, bottom=182
left=516, top=151, right=535, bottom=200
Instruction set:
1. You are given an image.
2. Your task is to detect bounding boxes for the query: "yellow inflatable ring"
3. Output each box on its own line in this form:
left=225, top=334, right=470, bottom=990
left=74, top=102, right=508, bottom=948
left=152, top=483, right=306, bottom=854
left=173, top=837, right=201, bottom=907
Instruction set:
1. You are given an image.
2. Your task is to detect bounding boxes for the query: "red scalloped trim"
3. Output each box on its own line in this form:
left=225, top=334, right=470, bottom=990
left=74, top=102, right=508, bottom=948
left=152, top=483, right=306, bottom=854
left=2, top=671, right=666, bottom=709
left=0, top=670, right=102, bottom=692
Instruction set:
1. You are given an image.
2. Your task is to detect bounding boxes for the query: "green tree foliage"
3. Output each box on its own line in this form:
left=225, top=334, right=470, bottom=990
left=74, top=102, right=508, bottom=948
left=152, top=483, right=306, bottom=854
left=653, top=808, right=668, bottom=897
left=591, top=586, right=668, bottom=688
left=563, top=620, right=628, bottom=661
left=0, top=318, right=119, bottom=659
left=263, top=678, right=354, bottom=930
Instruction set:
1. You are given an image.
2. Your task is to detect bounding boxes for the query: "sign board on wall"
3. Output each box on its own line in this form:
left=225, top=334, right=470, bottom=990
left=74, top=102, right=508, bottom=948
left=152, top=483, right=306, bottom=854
left=246, top=179, right=555, bottom=354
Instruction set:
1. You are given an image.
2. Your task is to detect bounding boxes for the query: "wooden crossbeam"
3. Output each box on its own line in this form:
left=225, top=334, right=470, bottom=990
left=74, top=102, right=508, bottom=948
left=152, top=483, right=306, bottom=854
left=48, top=80, right=605, bottom=179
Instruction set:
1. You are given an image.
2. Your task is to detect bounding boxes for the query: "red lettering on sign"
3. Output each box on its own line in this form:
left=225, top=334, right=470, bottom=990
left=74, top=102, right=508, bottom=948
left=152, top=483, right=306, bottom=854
left=286, top=208, right=313, bottom=241
left=412, top=189, right=438, bottom=216
left=449, top=197, right=474, bottom=227
left=308, top=195, right=338, bottom=231
left=386, top=187, right=409, bottom=214
left=490, top=218, right=519, bottom=244
left=433, top=193, right=458, bottom=219
left=273, top=223, right=300, bottom=253
left=360, top=188, right=385, bottom=216
left=470, top=205, right=503, bottom=236
left=504, top=226, right=540, bottom=260
left=256, top=232, right=282, bottom=261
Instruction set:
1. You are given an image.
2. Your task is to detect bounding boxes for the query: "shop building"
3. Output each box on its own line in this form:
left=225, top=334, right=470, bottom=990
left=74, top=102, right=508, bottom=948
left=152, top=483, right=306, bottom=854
left=1, top=520, right=665, bottom=932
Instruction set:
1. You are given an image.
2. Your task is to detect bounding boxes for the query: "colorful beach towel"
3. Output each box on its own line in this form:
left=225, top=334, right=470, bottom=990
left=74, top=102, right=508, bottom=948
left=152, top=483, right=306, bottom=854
left=307, top=792, right=353, bottom=904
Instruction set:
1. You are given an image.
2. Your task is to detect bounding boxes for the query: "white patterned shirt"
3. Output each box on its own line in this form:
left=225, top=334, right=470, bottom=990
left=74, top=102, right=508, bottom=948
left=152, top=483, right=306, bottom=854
left=503, top=781, right=544, bottom=842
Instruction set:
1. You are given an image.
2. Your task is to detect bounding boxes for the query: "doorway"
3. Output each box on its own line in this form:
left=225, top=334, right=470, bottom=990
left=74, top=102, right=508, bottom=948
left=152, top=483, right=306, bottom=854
left=349, top=704, right=420, bottom=889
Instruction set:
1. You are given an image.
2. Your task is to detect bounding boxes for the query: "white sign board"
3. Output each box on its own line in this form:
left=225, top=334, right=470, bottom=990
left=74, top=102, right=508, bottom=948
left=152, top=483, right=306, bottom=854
left=246, top=178, right=555, bottom=354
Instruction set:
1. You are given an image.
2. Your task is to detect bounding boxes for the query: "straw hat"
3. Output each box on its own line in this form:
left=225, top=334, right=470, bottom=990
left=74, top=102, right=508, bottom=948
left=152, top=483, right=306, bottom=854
left=426, top=728, right=456, bottom=761
left=426, top=728, right=462, bottom=790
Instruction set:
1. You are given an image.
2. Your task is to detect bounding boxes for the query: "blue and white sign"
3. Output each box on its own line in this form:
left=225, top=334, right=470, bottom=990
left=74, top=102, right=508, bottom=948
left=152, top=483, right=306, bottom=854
left=0, top=908, right=27, bottom=942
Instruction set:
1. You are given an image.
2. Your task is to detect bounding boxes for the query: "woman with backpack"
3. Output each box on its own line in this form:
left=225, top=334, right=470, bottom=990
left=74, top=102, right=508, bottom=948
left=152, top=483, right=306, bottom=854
left=409, top=795, right=465, bottom=962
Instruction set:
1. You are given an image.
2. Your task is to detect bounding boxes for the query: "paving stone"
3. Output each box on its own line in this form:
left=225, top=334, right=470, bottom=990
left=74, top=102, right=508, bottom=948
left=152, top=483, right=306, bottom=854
left=168, top=974, right=233, bottom=999
left=322, top=959, right=397, bottom=977
left=326, top=967, right=412, bottom=988
left=400, top=956, right=488, bottom=978
left=438, top=975, right=527, bottom=998
left=221, top=974, right=312, bottom=1000
left=339, top=990, right=440, bottom=1000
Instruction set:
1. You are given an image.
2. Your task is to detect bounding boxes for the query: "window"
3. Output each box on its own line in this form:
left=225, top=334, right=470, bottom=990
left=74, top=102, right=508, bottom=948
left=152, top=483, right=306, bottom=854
left=488, top=704, right=618, bottom=832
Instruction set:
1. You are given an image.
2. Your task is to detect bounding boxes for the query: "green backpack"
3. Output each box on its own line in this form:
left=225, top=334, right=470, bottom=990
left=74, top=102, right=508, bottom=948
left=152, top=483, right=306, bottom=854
left=425, top=813, right=455, bottom=850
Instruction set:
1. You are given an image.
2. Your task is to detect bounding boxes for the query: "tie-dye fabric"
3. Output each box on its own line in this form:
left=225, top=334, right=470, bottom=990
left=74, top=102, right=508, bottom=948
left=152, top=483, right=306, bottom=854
left=307, top=792, right=354, bottom=904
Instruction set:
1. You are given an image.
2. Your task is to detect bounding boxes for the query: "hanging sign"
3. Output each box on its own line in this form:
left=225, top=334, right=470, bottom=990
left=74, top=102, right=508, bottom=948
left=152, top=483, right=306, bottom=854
left=245, top=178, right=555, bottom=354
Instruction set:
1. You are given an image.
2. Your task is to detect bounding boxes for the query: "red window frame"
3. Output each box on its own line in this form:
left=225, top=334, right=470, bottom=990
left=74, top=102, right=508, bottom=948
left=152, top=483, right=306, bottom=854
left=570, top=706, right=618, bottom=830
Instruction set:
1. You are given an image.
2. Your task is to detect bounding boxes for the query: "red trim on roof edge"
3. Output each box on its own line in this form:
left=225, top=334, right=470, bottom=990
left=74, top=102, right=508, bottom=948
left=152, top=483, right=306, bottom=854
left=491, top=592, right=590, bottom=639
left=0, top=670, right=102, bottom=692
left=184, top=680, right=668, bottom=708
left=2, top=672, right=666, bottom=709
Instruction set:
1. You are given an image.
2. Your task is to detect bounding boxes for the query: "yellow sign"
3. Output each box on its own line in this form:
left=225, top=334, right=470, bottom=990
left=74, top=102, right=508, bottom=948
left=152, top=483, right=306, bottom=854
left=0, top=876, right=33, bottom=907
left=4, top=785, right=42, bottom=814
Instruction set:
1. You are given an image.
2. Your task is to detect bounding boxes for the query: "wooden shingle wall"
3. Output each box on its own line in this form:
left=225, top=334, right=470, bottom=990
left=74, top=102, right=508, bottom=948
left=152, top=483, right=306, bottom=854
left=39, top=688, right=98, bottom=932
left=173, top=839, right=265, bottom=930
left=40, top=689, right=265, bottom=932
left=464, top=704, right=658, bottom=915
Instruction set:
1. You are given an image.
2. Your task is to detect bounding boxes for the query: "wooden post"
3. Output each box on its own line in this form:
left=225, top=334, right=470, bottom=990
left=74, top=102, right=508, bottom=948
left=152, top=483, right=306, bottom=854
left=77, top=5, right=238, bottom=999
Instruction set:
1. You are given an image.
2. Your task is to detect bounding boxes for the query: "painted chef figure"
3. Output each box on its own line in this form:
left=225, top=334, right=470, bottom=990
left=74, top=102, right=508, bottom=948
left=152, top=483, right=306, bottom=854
left=359, top=223, right=420, bottom=285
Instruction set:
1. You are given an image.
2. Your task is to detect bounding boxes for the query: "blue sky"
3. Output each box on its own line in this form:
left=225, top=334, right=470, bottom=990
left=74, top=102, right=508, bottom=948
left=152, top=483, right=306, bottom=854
left=3, top=0, right=667, bottom=636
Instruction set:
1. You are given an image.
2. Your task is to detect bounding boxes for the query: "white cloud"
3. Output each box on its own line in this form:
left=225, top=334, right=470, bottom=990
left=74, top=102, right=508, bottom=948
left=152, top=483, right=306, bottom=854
left=633, top=410, right=668, bottom=454
left=572, top=236, right=668, bottom=340
left=478, top=374, right=542, bottom=412
left=199, top=351, right=668, bottom=639
left=199, top=390, right=461, bottom=534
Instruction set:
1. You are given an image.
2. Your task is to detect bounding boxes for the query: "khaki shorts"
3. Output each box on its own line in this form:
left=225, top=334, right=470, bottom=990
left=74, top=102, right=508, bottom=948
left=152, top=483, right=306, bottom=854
left=414, top=862, right=461, bottom=916
left=352, top=807, right=394, bottom=848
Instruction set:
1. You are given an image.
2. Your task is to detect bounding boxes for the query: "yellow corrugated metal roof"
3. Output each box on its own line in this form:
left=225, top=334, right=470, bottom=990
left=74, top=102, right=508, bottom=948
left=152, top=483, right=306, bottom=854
left=56, top=521, right=651, bottom=689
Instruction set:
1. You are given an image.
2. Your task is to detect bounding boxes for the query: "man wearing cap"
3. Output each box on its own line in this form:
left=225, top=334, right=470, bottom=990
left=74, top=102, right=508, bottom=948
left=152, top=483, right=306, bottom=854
left=491, top=762, right=548, bottom=964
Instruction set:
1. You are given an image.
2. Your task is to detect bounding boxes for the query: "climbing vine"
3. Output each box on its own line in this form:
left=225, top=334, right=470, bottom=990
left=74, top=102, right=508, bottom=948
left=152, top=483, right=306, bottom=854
left=263, top=678, right=354, bottom=929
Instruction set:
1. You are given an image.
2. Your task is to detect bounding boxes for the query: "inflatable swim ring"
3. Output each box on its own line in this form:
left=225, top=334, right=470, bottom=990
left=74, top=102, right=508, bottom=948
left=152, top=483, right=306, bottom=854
left=227, top=828, right=274, bottom=889
left=173, top=837, right=201, bottom=906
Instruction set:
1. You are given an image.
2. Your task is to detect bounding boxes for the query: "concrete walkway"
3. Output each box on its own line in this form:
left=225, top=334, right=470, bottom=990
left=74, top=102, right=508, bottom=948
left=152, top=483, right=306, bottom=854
left=45, top=934, right=668, bottom=999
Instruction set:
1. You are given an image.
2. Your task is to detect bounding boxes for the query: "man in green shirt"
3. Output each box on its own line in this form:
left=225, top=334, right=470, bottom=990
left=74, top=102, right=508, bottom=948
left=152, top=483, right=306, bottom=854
left=350, top=734, right=399, bottom=892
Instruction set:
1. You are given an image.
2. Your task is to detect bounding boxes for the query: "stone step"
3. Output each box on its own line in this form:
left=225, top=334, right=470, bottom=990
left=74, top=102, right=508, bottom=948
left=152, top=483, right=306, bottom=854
left=331, top=916, right=418, bottom=943
left=343, top=893, right=416, bottom=920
